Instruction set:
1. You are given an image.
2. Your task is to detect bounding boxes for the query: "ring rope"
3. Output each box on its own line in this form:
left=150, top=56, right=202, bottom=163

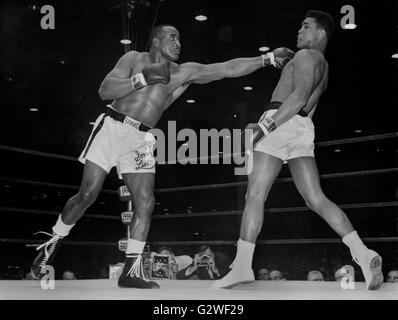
left=315, top=132, right=398, bottom=147
left=1, top=167, right=396, bottom=195
left=0, top=145, right=77, bottom=162
left=0, top=132, right=396, bottom=164
left=146, top=237, right=398, bottom=246
left=0, top=177, right=116, bottom=195
left=2, top=201, right=397, bottom=220
left=0, top=207, right=119, bottom=220
left=155, top=168, right=398, bottom=193
left=152, top=201, right=398, bottom=219
left=1, top=237, right=397, bottom=246
left=0, top=238, right=115, bottom=246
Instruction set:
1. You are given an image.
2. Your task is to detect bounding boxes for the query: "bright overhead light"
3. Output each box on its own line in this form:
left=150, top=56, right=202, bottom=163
left=195, top=15, right=207, bottom=21
left=120, top=39, right=132, bottom=45
left=243, top=86, right=253, bottom=91
left=186, top=99, right=195, bottom=103
left=392, top=53, right=398, bottom=59
left=259, top=46, right=270, bottom=52
left=343, top=23, right=357, bottom=30
left=354, top=129, right=362, bottom=133
left=334, top=149, right=341, bottom=153
left=29, top=108, right=39, bottom=112
left=89, top=122, right=95, bottom=126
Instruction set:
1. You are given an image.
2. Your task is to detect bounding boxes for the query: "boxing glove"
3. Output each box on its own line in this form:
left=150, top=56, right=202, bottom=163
left=262, top=47, right=295, bottom=69
left=242, top=117, right=277, bottom=152
left=130, top=62, right=170, bottom=90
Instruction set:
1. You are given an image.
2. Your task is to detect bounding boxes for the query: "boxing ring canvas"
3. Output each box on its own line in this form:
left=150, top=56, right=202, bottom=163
left=1, top=280, right=397, bottom=300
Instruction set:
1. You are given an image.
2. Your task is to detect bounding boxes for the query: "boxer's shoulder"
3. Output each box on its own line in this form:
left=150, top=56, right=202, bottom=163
left=294, top=49, right=316, bottom=59
left=293, top=49, right=324, bottom=66
left=120, top=50, right=148, bottom=64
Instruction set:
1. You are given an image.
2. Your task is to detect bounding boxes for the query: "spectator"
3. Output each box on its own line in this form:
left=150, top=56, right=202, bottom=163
left=257, top=268, right=270, bottom=280
left=177, top=245, right=221, bottom=280
left=386, top=270, right=398, bottom=283
left=24, top=272, right=36, bottom=280
left=62, top=270, right=76, bottom=280
left=307, top=270, right=324, bottom=281
left=156, top=246, right=193, bottom=272
left=269, top=269, right=285, bottom=280
left=213, top=251, right=232, bottom=278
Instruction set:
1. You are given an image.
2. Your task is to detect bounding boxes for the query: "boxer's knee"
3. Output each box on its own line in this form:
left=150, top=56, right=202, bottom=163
left=135, top=191, right=155, bottom=213
left=245, top=184, right=269, bottom=204
left=303, top=191, right=327, bottom=213
left=77, top=187, right=99, bottom=206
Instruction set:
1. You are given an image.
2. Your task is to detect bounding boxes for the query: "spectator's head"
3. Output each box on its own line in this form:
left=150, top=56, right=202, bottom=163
left=386, top=270, right=398, bottom=283
left=196, top=245, right=214, bottom=258
left=214, top=251, right=232, bottom=270
left=24, top=272, right=35, bottom=280
left=158, top=246, right=175, bottom=257
left=307, top=270, right=324, bottom=281
left=257, top=268, right=270, bottom=280
left=269, top=269, right=284, bottom=280
left=62, top=270, right=76, bottom=280
left=334, top=265, right=355, bottom=282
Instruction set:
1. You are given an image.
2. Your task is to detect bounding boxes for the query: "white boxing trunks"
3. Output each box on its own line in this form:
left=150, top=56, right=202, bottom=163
left=78, top=106, right=156, bottom=177
left=254, top=108, right=315, bottom=162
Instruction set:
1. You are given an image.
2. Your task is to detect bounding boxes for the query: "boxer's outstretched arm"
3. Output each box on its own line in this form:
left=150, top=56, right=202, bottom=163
left=98, top=51, right=137, bottom=100
left=270, top=50, right=318, bottom=126
left=180, top=57, right=265, bottom=84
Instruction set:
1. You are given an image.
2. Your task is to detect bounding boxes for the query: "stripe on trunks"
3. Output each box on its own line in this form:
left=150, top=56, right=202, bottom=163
left=81, top=114, right=107, bottom=158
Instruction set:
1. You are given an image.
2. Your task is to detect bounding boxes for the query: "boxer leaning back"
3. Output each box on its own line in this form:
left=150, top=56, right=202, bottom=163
left=213, top=10, right=384, bottom=291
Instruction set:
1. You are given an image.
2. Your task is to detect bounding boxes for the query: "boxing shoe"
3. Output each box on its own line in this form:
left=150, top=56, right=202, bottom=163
left=212, top=266, right=254, bottom=289
left=118, top=254, right=160, bottom=289
left=353, top=249, right=384, bottom=290
left=31, top=231, right=63, bottom=280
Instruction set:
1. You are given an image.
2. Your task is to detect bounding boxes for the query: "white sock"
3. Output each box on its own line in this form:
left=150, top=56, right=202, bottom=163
left=342, top=230, right=367, bottom=259
left=126, top=239, right=145, bottom=255
left=52, top=215, right=74, bottom=237
left=233, top=239, right=255, bottom=269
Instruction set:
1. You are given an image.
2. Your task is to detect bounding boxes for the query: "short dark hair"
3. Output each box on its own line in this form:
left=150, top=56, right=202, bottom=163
left=147, top=24, right=176, bottom=49
left=197, top=245, right=211, bottom=255
left=158, top=246, right=174, bottom=255
left=305, top=10, right=335, bottom=40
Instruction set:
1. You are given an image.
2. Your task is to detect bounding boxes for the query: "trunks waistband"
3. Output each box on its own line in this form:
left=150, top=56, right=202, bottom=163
left=105, top=106, right=152, bottom=132
left=265, top=101, right=308, bottom=117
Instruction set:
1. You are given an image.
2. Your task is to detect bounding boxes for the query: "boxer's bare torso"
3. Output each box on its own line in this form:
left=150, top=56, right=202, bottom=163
left=110, top=52, right=193, bottom=127
left=271, top=49, right=328, bottom=118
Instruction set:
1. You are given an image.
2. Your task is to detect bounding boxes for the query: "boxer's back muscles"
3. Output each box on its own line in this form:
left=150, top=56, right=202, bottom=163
left=271, top=49, right=328, bottom=117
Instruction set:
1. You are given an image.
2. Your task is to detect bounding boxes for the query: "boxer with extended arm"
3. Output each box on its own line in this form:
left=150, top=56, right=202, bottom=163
left=30, top=24, right=294, bottom=289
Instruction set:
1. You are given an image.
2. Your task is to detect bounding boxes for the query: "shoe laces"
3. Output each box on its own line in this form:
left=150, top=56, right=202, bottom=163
left=34, top=231, right=62, bottom=267
left=126, top=254, right=149, bottom=281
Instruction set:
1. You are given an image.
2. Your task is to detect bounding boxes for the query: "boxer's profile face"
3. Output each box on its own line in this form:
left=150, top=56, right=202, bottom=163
left=297, top=17, right=321, bottom=49
left=158, top=26, right=181, bottom=61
